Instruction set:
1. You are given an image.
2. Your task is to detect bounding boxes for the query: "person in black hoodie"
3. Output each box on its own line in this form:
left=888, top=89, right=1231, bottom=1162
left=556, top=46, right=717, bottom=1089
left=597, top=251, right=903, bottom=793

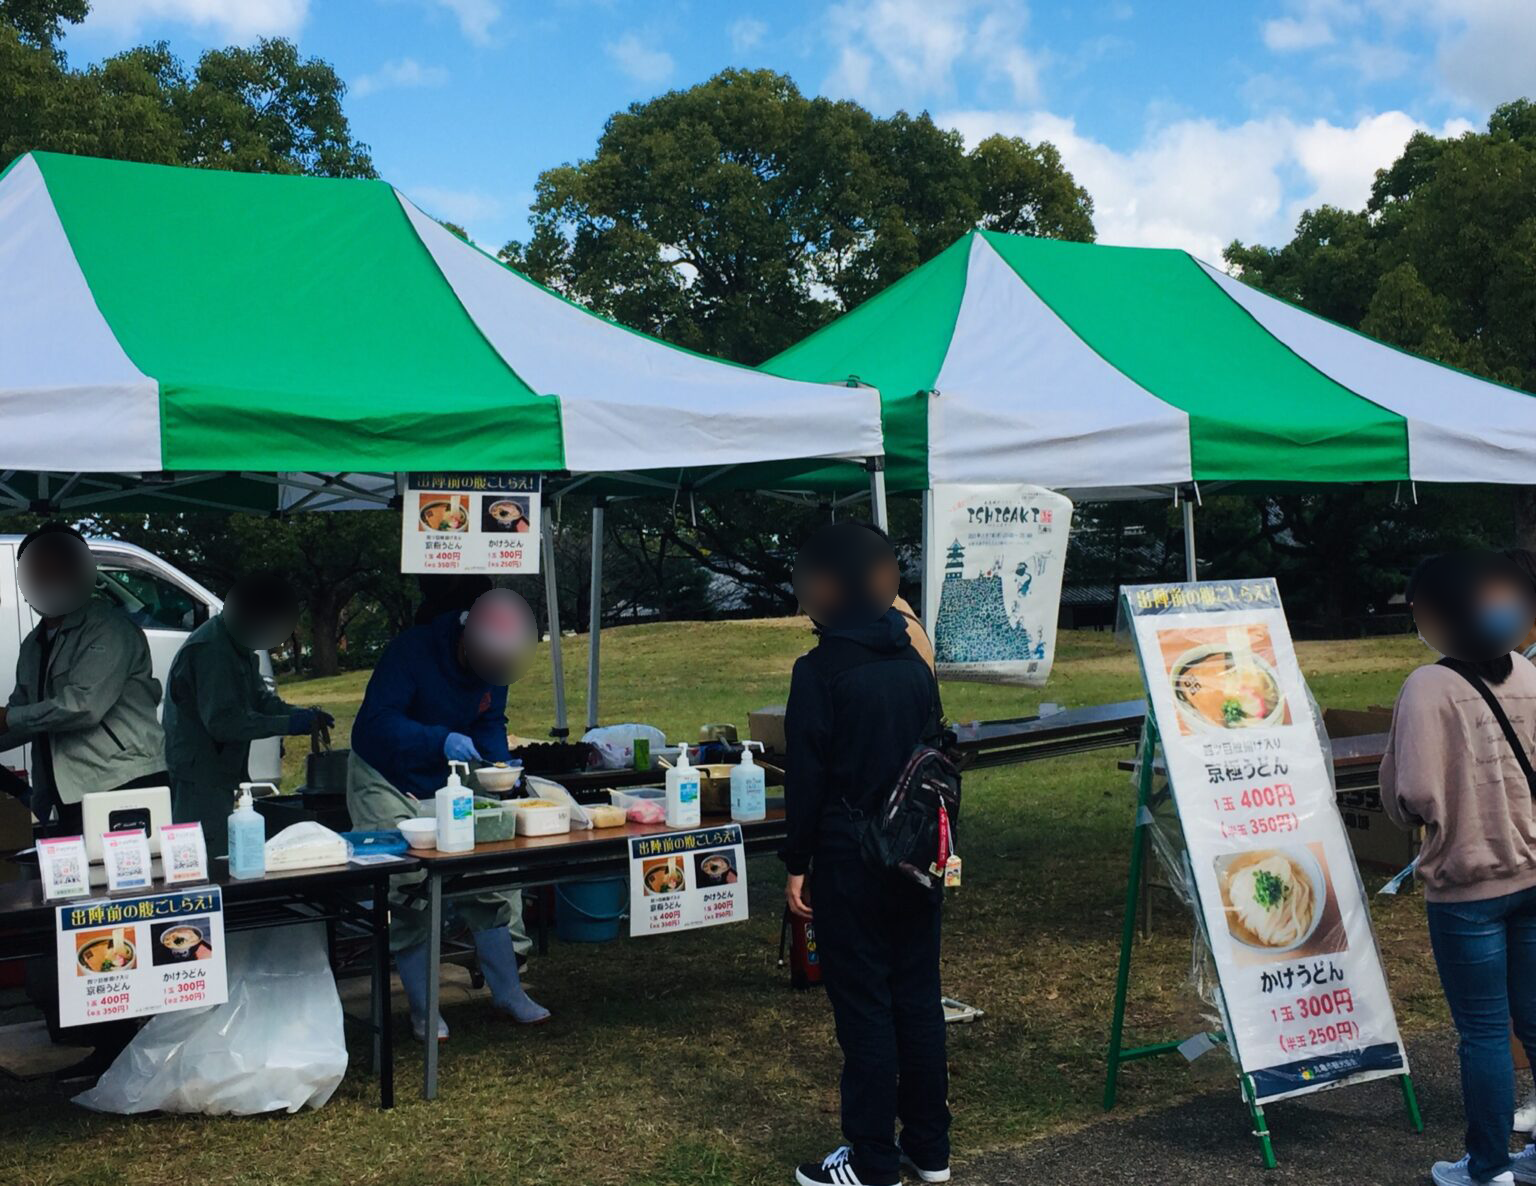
left=784, top=522, right=951, bottom=1186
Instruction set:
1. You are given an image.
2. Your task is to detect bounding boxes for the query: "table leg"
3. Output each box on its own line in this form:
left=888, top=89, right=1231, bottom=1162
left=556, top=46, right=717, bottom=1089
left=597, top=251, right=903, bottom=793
left=537, top=887, right=549, bottom=957
left=423, top=870, right=443, bottom=1101
left=372, top=875, right=394, bottom=1110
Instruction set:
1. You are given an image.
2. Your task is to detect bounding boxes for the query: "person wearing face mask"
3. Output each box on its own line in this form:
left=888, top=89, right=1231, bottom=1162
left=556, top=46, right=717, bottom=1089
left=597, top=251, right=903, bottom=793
left=1382, top=551, right=1536, bottom=1186
left=782, top=522, right=951, bottom=1186
left=0, top=523, right=167, bottom=834
left=347, top=588, right=549, bottom=1042
left=162, top=571, right=332, bottom=857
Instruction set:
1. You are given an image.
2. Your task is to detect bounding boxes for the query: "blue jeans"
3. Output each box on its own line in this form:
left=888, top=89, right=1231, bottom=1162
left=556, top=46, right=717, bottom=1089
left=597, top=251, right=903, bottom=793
left=1426, top=885, right=1536, bottom=1182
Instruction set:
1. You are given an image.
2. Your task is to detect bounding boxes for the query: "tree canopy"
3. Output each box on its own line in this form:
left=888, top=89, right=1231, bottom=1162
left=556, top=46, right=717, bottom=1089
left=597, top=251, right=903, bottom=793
left=503, top=68, right=1094, bottom=364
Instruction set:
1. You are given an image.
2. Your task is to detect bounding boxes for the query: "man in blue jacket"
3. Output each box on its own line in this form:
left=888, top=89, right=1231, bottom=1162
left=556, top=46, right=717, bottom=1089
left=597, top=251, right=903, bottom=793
left=348, top=589, right=548, bottom=1042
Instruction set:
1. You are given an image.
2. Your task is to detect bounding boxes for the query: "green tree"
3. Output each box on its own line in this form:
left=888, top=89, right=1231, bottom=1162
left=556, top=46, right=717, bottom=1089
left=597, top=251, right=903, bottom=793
left=0, top=0, right=85, bottom=49
left=504, top=68, right=1093, bottom=365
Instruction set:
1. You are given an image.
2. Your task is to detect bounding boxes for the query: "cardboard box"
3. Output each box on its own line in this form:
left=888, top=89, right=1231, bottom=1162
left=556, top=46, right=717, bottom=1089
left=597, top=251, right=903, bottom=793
left=1323, top=706, right=1418, bottom=873
left=747, top=705, right=787, bottom=756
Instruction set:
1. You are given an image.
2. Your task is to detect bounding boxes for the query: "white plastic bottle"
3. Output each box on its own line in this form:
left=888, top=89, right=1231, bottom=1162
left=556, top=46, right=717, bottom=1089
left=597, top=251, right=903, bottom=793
left=730, top=742, right=767, bottom=822
left=665, top=745, right=701, bottom=829
left=228, top=783, right=268, bottom=879
left=435, top=760, right=475, bottom=853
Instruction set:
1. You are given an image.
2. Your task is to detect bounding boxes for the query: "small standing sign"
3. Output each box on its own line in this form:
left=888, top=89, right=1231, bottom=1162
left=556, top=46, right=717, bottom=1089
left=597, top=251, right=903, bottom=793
left=399, top=472, right=542, bottom=575
left=159, top=822, right=209, bottom=887
left=102, top=829, right=153, bottom=893
left=56, top=887, right=228, bottom=1027
left=37, top=836, right=90, bottom=901
left=628, top=825, right=748, bottom=938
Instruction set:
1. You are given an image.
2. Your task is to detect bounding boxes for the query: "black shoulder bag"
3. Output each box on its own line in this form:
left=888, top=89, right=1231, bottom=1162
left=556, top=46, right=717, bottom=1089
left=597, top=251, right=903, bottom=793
left=855, top=675, right=964, bottom=890
left=1436, top=657, right=1536, bottom=798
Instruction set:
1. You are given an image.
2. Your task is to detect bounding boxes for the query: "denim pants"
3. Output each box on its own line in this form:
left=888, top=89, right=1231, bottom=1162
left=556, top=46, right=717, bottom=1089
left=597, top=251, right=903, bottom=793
left=1426, top=885, right=1536, bottom=1182
left=812, top=840, right=950, bottom=1179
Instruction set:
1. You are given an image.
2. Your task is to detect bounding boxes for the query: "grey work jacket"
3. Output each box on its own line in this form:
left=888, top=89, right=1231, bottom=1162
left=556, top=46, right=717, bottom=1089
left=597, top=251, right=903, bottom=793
left=0, top=598, right=165, bottom=804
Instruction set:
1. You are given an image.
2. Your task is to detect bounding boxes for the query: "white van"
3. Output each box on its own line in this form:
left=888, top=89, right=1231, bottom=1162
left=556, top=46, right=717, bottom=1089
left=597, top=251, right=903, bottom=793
left=0, top=536, right=283, bottom=789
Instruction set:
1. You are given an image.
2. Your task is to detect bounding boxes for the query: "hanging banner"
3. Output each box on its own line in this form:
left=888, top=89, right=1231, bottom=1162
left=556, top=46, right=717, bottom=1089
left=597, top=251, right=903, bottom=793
left=56, top=887, right=228, bottom=1027
left=925, top=483, right=1073, bottom=685
left=628, top=825, right=748, bottom=938
left=400, top=472, right=541, bottom=575
left=1123, top=579, right=1407, bottom=1104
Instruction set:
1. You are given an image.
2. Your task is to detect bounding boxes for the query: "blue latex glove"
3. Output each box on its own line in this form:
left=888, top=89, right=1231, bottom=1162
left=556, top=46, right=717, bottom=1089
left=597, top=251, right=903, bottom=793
left=444, top=732, right=483, bottom=763
left=287, top=708, right=317, bottom=735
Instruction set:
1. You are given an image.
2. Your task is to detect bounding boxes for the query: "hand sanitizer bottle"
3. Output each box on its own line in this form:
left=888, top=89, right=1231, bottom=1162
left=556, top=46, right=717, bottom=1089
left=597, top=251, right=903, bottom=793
left=435, top=761, right=475, bottom=853
left=730, top=742, right=767, bottom=822
left=665, top=745, right=701, bottom=829
left=228, top=783, right=267, bottom=879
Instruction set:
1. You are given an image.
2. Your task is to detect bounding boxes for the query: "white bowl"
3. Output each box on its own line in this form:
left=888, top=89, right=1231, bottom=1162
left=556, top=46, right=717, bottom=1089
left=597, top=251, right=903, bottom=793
left=1170, top=643, right=1287, bottom=734
left=398, top=818, right=438, bottom=850
left=475, top=764, right=523, bottom=794
left=1216, top=846, right=1328, bottom=956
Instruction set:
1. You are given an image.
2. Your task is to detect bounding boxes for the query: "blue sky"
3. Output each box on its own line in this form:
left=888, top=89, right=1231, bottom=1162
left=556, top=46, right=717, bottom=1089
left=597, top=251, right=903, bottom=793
left=62, top=1, right=1536, bottom=262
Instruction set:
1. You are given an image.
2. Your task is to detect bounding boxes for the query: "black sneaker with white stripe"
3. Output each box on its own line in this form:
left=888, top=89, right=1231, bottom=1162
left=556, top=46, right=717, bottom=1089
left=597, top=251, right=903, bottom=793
left=794, top=1146, right=898, bottom=1186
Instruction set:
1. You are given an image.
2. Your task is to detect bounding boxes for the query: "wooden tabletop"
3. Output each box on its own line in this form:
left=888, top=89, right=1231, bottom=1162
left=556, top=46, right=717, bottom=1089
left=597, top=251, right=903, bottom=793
left=407, top=808, right=787, bottom=863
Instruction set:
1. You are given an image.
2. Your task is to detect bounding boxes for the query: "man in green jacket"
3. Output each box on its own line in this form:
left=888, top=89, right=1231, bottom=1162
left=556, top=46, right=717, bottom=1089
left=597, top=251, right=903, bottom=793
left=0, top=524, right=167, bottom=833
left=163, top=572, right=330, bottom=856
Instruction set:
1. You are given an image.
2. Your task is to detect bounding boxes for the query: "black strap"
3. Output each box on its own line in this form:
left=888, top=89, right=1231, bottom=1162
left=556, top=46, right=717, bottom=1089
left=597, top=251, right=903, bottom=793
left=1437, top=657, right=1536, bottom=798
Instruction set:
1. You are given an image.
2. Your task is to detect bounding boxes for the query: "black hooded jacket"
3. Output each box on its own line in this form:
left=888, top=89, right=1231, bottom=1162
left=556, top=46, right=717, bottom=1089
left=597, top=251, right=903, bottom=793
left=781, top=608, right=940, bottom=874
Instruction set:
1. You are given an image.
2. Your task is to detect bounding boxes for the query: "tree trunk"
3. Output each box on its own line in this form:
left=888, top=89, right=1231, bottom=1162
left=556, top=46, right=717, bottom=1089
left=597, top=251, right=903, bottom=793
left=308, top=586, right=343, bottom=677
left=1515, top=488, right=1536, bottom=551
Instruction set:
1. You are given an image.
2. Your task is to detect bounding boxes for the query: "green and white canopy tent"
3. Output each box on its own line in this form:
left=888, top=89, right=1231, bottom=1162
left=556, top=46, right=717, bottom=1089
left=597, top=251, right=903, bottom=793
left=763, top=228, right=1536, bottom=578
left=0, top=151, right=887, bottom=731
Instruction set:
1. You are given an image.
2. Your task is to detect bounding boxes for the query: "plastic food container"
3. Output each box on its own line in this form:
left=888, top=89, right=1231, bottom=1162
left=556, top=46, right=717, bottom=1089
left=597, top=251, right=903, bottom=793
left=473, top=805, right=516, bottom=843
left=609, top=787, right=665, bottom=809
left=584, top=804, right=627, bottom=829
left=398, top=818, right=438, bottom=850
left=511, top=799, right=571, bottom=837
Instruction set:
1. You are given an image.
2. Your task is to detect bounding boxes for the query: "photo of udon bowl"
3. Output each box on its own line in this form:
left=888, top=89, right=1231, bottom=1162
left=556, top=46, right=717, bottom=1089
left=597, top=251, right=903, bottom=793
left=77, top=933, right=137, bottom=975
left=642, top=857, right=685, bottom=896
left=418, top=496, right=470, bottom=533
left=1171, top=643, right=1286, bottom=732
left=486, top=499, right=530, bottom=532
left=160, top=925, right=203, bottom=960
left=1215, top=847, right=1327, bottom=955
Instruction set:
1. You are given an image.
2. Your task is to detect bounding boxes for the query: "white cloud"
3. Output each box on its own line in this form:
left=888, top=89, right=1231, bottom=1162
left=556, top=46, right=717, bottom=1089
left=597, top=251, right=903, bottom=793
left=605, top=32, right=675, bottom=85
left=352, top=58, right=450, bottom=99
left=1262, top=16, right=1334, bottom=51
left=401, top=185, right=503, bottom=239
left=940, top=106, right=1466, bottom=262
left=729, top=17, right=767, bottom=53
left=83, top=0, right=307, bottom=39
left=823, top=0, right=1043, bottom=108
left=1415, top=0, right=1536, bottom=110
left=430, top=0, right=500, bottom=46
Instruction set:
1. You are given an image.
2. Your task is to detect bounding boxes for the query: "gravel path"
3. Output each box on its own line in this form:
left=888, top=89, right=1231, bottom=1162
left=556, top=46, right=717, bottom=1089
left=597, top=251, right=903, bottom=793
left=961, top=1033, right=1485, bottom=1185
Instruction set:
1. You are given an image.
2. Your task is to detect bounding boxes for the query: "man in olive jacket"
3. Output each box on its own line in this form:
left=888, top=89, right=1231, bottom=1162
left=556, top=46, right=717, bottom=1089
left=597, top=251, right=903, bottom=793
left=163, top=572, right=328, bottom=856
left=0, top=525, right=166, bottom=834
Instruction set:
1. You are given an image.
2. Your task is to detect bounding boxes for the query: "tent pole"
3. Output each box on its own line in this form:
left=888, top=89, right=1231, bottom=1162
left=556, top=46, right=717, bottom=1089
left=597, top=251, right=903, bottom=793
left=541, top=509, right=569, bottom=738
left=585, top=500, right=605, bottom=732
left=867, top=458, right=889, bottom=531
left=921, top=487, right=936, bottom=632
left=1182, top=491, right=1197, bottom=582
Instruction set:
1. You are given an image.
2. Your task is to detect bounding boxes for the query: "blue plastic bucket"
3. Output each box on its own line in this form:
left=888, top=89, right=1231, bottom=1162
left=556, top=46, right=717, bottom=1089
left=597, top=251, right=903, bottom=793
left=555, top=877, right=628, bottom=943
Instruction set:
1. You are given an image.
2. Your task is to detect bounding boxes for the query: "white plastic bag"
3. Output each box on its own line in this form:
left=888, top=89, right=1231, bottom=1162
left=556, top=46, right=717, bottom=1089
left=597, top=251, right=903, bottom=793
left=74, top=923, right=348, bottom=1115
left=581, top=724, right=666, bottom=770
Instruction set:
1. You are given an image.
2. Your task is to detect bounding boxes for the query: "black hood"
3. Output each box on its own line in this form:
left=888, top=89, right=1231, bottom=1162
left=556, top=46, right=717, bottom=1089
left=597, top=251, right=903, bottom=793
left=816, top=607, right=911, bottom=653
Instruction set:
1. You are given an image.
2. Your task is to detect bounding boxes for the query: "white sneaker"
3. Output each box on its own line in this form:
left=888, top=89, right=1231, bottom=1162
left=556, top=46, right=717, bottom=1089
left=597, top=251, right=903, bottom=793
left=1432, top=1153, right=1513, bottom=1185
left=1518, top=1092, right=1536, bottom=1135
left=410, top=1012, right=449, bottom=1043
left=1511, top=1144, right=1536, bottom=1185
left=899, top=1152, right=951, bottom=1182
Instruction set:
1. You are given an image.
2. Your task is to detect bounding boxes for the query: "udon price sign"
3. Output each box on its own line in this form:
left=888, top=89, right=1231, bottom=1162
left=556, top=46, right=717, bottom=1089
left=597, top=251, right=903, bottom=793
left=400, top=472, right=542, bottom=575
left=1123, top=579, right=1407, bottom=1103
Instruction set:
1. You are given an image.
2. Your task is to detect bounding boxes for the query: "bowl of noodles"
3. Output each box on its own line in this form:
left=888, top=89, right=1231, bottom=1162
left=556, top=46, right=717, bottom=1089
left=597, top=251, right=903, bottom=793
left=1216, top=847, right=1326, bottom=955
left=1170, top=644, right=1286, bottom=732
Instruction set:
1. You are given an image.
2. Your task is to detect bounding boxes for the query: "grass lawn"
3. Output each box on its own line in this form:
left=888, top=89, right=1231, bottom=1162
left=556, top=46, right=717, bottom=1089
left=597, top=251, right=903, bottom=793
left=0, top=622, right=1444, bottom=1186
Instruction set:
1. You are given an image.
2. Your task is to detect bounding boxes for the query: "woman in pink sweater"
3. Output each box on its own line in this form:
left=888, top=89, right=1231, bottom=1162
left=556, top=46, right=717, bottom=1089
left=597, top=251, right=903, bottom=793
left=1383, top=552, right=1536, bottom=1186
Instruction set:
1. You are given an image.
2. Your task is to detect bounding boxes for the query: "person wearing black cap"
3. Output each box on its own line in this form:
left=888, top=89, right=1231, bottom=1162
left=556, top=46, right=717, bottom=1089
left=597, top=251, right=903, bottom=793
left=163, top=571, right=332, bottom=857
left=783, top=522, right=951, bottom=1186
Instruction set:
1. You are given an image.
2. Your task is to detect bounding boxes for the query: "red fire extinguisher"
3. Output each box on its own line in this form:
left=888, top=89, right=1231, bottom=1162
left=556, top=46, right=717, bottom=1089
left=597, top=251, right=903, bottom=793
left=779, top=907, right=823, bottom=989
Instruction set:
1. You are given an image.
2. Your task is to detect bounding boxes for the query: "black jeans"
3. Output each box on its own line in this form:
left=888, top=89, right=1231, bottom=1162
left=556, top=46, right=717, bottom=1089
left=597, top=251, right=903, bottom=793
left=813, top=842, right=950, bottom=1178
